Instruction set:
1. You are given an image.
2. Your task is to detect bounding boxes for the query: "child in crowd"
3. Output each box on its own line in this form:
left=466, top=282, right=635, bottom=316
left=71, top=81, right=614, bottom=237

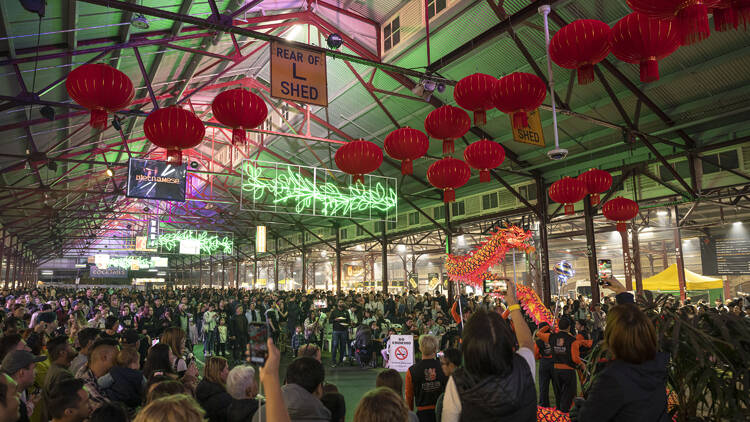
left=217, top=318, right=228, bottom=357
left=291, top=325, right=305, bottom=357
left=99, top=347, right=146, bottom=415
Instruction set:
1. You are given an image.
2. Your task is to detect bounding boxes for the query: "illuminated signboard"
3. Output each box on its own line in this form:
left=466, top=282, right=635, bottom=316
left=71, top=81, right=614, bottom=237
left=270, top=41, right=328, bottom=107
left=157, top=229, right=234, bottom=256
left=126, top=158, right=187, bottom=202
left=241, top=160, right=397, bottom=222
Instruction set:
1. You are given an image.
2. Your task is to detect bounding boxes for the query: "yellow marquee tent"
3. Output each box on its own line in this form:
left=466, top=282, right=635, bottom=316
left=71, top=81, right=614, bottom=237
left=642, top=264, right=724, bottom=291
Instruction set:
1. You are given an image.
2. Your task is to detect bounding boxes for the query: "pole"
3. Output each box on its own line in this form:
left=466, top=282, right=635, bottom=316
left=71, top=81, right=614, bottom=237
left=0, top=229, right=5, bottom=288
left=235, top=249, right=240, bottom=289
left=536, top=177, right=552, bottom=308
left=274, top=237, right=279, bottom=291
left=4, top=236, right=11, bottom=290
left=445, top=203, right=453, bottom=303
left=209, top=255, right=214, bottom=288
left=302, top=233, right=307, bottom=290
left=583, top=197, right=601, bottom=304
left=673, top=206, right=687, bottom=302
left=198, top=255, right=203, bottom=288
left=381, top=222, right=388, bottom=293
left=632, top=221, right=643, bottom=294
left=221, top=257, right=226, bottom=290
left=621, top=231, right=633, bottom=291
left=335, top=230, right=342, bottom=294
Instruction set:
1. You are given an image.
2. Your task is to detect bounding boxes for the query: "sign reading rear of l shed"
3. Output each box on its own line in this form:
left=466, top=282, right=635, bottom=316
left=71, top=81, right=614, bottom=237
left=270, top=41, right=328, bottom=107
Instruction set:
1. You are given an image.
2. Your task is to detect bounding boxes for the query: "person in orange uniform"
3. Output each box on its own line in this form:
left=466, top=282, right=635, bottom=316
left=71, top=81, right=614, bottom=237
left=405, top=334, right=447, bottom=422
left=537, top=316, right=582, bottom=412
left=534, top=322, right=554, bottom=408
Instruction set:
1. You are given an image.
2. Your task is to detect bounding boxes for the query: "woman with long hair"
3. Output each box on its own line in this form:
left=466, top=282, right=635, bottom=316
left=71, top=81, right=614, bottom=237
left=441, top=283, right=537, bottom=421
left=143, top=343, right=176, bottom=381
left=196, top=356, right=232, bottom=422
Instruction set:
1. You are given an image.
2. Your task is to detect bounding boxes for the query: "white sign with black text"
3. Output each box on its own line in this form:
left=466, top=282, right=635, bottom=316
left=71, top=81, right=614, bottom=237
left=387, top=335, right=414, bottom=373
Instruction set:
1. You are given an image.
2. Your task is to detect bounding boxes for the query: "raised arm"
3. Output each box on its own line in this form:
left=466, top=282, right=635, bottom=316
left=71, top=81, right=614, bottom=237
left=506, top=282, right=534, bottom=351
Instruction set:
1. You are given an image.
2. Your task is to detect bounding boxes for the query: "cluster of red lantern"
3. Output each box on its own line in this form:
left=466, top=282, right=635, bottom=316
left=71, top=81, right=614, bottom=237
left=548, top=169, right=613, bottom=214
left=211, top=88, right=268, bottom=146
left=144, top=106, right=205, bottom=166
left=334, top=139, right=383, bottom=184
left=66, top=63, right=134, bottom=130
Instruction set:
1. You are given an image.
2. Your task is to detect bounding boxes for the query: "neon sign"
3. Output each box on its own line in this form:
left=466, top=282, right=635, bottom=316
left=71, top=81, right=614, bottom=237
left=157, top=230, right=234, bottom=255
left=240, top=160, right=397, bottom=222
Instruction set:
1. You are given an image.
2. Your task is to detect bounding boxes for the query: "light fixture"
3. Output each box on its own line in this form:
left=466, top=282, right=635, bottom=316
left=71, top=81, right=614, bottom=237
left=327, top=33, right=343, bottom=49
left=657, top=210, right=668, bottom=216
left=40, top=105, right=54, bottom=121
left=190, top=161, right=200, bottom=169
left=285, top=25, right=302, bottom=40
left=131, top=14, right=150, bottom=29
left=105, top=168, right=114, bottom=177
left=733, top=221, right=742, bottom=226
left=397, top=244, right=406, bottom=252
left=256, top=225, right=267, bottom=253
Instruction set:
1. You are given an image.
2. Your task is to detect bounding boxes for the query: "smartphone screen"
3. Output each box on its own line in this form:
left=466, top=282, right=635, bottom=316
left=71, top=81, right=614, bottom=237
left=597, top=259, right=612, bottom=279
left=247, top=322, right=269, bottom=365
left=151, top=338, right=159, bottom=347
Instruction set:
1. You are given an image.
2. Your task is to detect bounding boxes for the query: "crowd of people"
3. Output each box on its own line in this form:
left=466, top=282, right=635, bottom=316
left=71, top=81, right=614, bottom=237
left=0, top=277, right=745, bottom=422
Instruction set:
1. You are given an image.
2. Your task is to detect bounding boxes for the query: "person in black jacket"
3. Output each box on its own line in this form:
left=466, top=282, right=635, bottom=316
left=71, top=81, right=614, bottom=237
left=99, top=348, right=145, bottom=415
left=572, top=276, right=669, bottom=422
left=225, top=365, right=259, bottom=422
left=196, top=357, right=232, bottom=422
left=229, top=306, right=248, bottom=365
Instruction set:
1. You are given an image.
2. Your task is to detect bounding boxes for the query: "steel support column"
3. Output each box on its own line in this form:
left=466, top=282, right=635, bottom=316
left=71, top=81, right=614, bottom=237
left=620, top=229, right=633, bottom=291
left=632, top=221, right=643, bottom=294
left=301, top=235, right=307, bottom=290
left=381, top=223, right=388, bottom=293
left=274, top=237, right=279, bottom=291
left=583, top=198, right=601, bottom=304
left=221, top=257, right=226, bottom=289
left=209, top=255, right=214, bottom=288
left=335, top=230, right=342, bottom=294
left=536, top=177, right=551, bottom=307
left=445, top=203, right=454, bottom=302
left=673, top=206, right=687, bottom=302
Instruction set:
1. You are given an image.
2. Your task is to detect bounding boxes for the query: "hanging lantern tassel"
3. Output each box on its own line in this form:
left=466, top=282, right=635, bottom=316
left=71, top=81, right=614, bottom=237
left=480, top=169, right=491, bottom=183
left=639, top=57, right=660, bottom=83
left=231, top=128, right=246, bottom=145
left=678, top=2, right=711, bottom=45
left=443, top=139, right=455, bottom=155
left=564, top=203, right=575, bottom=215
left=616, top=221, right=628, bottom=234
left=167, top=150, right=183, bottom=166
left=474, top=111, right=487, bottom=127
left=353, top=174, right=365, bottom=184
left=443, top=188, right=455, bottom=203
left=90, top=109, right=108, bottom=131
left=714, top=7, right=738, bottom=32
left=590, top=192, right=601, bottom=206
left=578, top=63, right=596, bottom=85
left=401, top=159, right=413, bottom=175
left=512, top=111, right=529, bottom=129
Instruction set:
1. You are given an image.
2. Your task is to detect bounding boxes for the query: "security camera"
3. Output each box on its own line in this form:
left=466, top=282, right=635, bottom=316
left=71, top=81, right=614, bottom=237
left=547, top=148, right=569, bottom=161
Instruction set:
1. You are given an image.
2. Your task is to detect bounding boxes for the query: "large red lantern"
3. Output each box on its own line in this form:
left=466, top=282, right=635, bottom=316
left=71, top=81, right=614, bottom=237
left=712, top=0, right=738, bottom=31
left=610, top=13, right=681, bottom=83
left=602, top=196, right=639, bottom=233
left=453, top=73, right=498, bottom=126
left=66, top=63, right=134, bottom=130
left=627, top=0, right=720, bottom=45
left=548, top=176, right=586, bottom=215
left=211, top=88, right=267, bottom=146
left=334, top=139, right=383, bottom=184
left=577, top=169, right=613, bottom=206
left=427, top=157, right=471, bottom=203
left=463, top=139, right=505, bottom=183
left=383, top=127, right=429, bottom=175
left=424, top=106, right=471, bottom=155
left=550, top=20, right=612, bottom=85
left=492, top=72, right=546, bottom=130
left=144, top=106, right=205, bottom=165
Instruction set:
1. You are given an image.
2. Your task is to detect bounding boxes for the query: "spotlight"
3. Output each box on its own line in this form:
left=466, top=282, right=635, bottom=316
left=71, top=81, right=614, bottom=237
left=111, top=116, right=122, bottom=131
left=131, top=14, right=150, bottom=29
left=40, top=105, right=54, bottom=121
left=105, top=168, right=114, bottom=177
left=657, top=210, right=669, bottom=216
left=436, top=82, right=446, bottom=93
left=326, top=33, right=343, bottom=49
left=733, top=221, right=742, bottom=226
left=190, top=161, right=200, bottom=169
left=423, top=80, right=436, bottom=92
left=143, top=207, right=149, bottom=212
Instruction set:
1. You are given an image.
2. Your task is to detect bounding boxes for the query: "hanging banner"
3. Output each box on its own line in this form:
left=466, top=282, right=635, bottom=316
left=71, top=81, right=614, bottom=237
left=387, top=335, right=414, bottom=372
left=270, top=41, right=328, bottom=107
left=90, top=266, right=127, bottom=279
left=428, top=273, right=440, bottom=290
left=408, top=273, right=419, bottom=289
left=511, top=108, right=545, bottom=147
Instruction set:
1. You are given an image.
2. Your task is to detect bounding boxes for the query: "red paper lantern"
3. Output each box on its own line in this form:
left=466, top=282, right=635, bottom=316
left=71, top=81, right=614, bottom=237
left=66, top=63, right=134, bottom=130
left=733, top=0, right=750, bottom=28
left=463, top=139, right=505, bottom=183
left=334, top=139, right=383, bottom=184
left=712, top=0, right=738, bottom=31
left=610, top=13, right=681, bottom=83
left=492, top=72, right=546, bottom=130
left=550, top=20, right=612, bottom=85
left=424, top=106, right=471, bottom=155
left=548, top=176, right=586, bottom=215
left=144, top=106, right=205, bottom=165
left=453, top=73, right=498, bottom=126
left=211, top=88, right=267, bottom=146
left=427, top=157, right=471, bottom=203
left=383, top=127, right=429, bottom=175
left=577, top=169, right=613, bottom=206
left=627, top=0, right=720, bottom=45
left=602, top=196, right=639, bottom=233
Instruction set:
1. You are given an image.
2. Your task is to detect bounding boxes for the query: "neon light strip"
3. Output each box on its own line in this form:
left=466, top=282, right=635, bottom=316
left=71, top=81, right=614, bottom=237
left=157, top=230, right=234, bottom=255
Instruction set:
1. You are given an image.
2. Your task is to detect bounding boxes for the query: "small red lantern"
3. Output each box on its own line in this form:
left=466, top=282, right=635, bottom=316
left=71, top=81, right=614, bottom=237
left=334, top=139, right=383, bottom=184
left=548, top=176, right=586, bottom=215
left=453, top=73, right=498, bottom=126
left=577, top=169, right=613, bottom=206
left=627, top=0, right=720, bottom=45
left=383, top=127, right=429, bottom=175
left=211, top=88, right=267, bottom=146
left=712, top=0, right=738, bottom=31
left=492, top=72, right=546, bottom=130
left=550, top=20, right=612, bottom=85
left=602, top=196, right=639, bottom=233
left=424, top=106, right=471, bottom=155
left=463, top=139, right=505, bottom=183
left=427, top=157, right=471, bottom=203
left=144, top=106, right=205, bottom=166
left=610, top=13, right=681, bottom=83
left=66, top=63, right=134, bottom=130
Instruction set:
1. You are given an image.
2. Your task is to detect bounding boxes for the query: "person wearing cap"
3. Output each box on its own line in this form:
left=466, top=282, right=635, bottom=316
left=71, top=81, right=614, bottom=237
left=2, top=350, right=46, bottom=422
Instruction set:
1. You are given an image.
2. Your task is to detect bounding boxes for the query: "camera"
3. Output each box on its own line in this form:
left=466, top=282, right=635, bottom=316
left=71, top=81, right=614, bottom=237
left=547, top=148, right=569, bottom=161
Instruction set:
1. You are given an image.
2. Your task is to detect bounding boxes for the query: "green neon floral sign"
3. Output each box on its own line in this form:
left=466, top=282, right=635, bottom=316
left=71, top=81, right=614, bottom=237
left=157, top=230, right=233, bottom=255
left=241, top=161, right=397, bottom=219
left=108, top=257, right=152, bottom=270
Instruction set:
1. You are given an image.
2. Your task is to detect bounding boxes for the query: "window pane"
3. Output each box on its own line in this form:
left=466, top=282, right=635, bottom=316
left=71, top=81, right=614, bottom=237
left=393, top=31, right=400, bottom=46
left=388, top=221, right=397, bottom=230
left=384, top=39, right=391, bottom=51
left=392, top=17, right=399, bottom=30
left=659, top=166, right=674, bottom=182
left=676, top=160, right=691, bottom=179
left=434, top=206, right=445, bottom=220
left=720, top=150, right=739, bottom=170
left=527, top=184, right=537, bottom=201
left=428, top=4, right=435, bottom=19
left=437, top=0, right=446, bottom=12
left=384, top=24, right=391, bottom=38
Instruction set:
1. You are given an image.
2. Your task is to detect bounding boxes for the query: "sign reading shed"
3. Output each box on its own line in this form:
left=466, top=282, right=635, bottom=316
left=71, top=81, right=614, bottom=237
left=270, top=41, right=328, bottom=107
